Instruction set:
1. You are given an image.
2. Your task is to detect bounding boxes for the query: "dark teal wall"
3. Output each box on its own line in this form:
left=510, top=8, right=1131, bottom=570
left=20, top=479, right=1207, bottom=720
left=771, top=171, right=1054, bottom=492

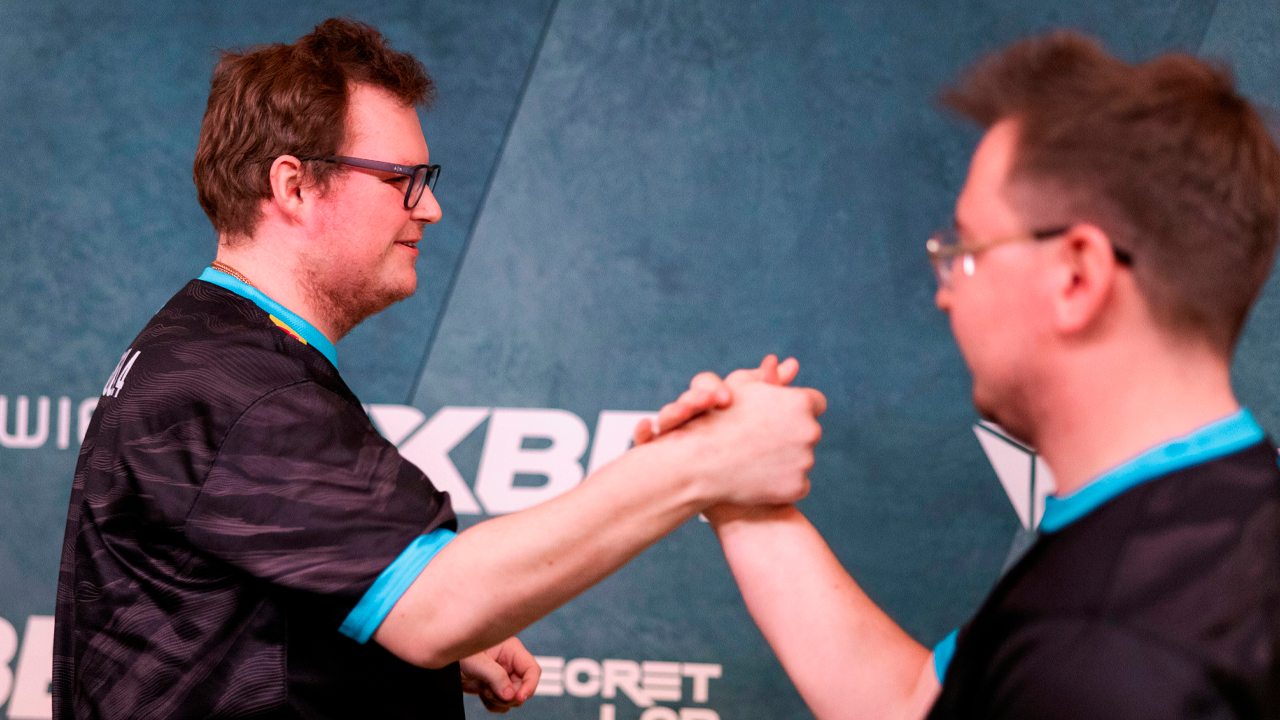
left=2, top=0, right=1279, bottom=717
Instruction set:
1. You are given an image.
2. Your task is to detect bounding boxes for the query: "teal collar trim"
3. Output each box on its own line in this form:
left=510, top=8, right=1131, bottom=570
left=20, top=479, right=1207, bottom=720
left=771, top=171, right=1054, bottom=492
left=198, top=267, right=338, bottom=369
left=1039, top=409, right=1264, bottom=533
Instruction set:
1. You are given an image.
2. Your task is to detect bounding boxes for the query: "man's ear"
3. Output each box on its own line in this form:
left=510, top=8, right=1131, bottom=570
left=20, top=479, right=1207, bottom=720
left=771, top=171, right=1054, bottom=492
left=1052, top=223, right=1121, bottom=336
left=268, top=155, right=308, bottom=222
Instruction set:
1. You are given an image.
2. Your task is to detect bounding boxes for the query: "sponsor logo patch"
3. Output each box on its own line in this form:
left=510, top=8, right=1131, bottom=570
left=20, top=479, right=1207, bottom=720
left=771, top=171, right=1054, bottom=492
left=269, top=315, right=308, bottom=345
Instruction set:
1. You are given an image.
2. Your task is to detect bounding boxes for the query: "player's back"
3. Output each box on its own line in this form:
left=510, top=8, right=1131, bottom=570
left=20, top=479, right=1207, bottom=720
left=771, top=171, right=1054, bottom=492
left=931, top=438, right=1280, bottom=719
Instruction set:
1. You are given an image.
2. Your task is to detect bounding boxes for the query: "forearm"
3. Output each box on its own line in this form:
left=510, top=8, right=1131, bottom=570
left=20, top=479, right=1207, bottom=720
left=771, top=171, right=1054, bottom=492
left=375, top=378, right=824, bottom=667
left=375, top=440, right=707, bottom=666
left=711, top=505, right=932, bottom=720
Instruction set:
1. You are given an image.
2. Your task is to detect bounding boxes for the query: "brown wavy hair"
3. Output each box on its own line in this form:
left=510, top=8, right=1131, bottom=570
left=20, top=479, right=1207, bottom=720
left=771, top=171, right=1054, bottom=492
left=193, top=18, right=435, bottom=241
left=944, top=31, right=1280, bottom=354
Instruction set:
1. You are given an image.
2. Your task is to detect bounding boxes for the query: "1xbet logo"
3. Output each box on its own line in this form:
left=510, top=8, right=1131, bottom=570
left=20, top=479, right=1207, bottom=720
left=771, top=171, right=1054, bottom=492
left=363, top=406, right=656, bottom=516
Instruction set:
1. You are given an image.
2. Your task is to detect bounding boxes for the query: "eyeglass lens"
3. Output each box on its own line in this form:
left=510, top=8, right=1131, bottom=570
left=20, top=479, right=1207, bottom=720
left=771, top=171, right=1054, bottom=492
left=406, top=166, right=441, bottom=209
left=928, top=231, right=954, bottom=289
left=932, top=256, right=952, bottom=288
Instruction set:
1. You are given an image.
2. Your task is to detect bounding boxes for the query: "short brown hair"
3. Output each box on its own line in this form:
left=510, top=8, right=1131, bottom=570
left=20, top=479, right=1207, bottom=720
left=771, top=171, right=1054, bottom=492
left=193, top=18, right=435, bottom=240
left=944, top=32, right=1280, bottom=354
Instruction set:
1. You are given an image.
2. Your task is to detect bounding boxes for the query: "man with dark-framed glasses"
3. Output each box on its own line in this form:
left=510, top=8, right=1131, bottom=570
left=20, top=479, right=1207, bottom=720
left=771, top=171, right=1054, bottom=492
left=644, top=32, right=1280, bottom=719
left=53, top=17, right=827, bottom=720
left=307, top=155, right=441, bottom=209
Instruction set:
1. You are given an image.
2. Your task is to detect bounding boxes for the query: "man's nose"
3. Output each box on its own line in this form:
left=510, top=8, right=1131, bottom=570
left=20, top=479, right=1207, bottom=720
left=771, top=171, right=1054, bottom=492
left=935, top=286, right=953, bottom=312
left=413, top=187, right=442, bottom=224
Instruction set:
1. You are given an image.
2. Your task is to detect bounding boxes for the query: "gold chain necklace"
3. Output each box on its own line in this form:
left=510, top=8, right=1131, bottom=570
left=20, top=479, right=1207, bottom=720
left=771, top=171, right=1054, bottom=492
left=210, top=260, right=254, bottom=288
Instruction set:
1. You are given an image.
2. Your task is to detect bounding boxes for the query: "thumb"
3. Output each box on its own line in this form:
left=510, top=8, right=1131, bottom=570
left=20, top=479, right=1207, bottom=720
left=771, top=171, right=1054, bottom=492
left=465, top=653, right=515, bottom=701
left=803, top=387, right=827, bottom=416
left=777, top=357, right=800, bottom=386
left=634, top=417, right=655, bottom=445
left=759, top=354, right=780, bottom=384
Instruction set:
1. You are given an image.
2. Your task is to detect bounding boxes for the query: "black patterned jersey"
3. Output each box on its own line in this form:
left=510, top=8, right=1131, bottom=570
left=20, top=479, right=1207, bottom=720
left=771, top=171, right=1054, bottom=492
left=929, top=411, right=1280, bottom=719
left=53, top=278, right=461, bottom=719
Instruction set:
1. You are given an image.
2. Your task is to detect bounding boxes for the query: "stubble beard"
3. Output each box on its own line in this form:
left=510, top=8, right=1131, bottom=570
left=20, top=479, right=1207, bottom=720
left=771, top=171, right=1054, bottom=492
left=299, top=250, right=416, bottom=341
left=973, top=377, right=1038, bottom=448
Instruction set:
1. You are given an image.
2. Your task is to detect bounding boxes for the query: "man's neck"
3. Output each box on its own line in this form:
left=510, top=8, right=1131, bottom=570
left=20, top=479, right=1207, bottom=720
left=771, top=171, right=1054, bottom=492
left=1029, top=336, right=1239, bottom=497
left=213, top=240, right=342, bottom=344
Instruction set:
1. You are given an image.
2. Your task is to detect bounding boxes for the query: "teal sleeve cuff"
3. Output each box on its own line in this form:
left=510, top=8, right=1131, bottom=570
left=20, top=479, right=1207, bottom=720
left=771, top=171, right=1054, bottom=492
left=933, top=629, right=959, bottom=683
left=339, top=528, right=457, bottom=644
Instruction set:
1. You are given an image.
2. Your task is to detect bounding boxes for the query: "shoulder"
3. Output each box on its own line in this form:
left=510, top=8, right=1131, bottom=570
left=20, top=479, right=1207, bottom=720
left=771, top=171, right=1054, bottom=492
left=85, top=281, right=358, bottom=470
left=116, top=281, right=350, bottom=409
left=1006, top=444, right=1280, bottom=622
left=942, top=616, right=1244, bottom=719
left=148, top=280, right=333, bottom=377
left=1093, top=443, right=1280, bottom=649
left=1102, top=446, right=1280, bottom=694
left=222, top=380, right=382, bottom=459
left=944, top=446, right=1280, bottom=718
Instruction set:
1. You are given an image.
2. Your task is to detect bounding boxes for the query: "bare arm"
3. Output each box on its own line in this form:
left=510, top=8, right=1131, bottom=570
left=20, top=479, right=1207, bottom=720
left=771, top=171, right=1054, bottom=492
left=708, top=504, right=940, bottom=720
left=639, top=359, right=940, bottom=719
left=374, top=380, right=826, bottom=668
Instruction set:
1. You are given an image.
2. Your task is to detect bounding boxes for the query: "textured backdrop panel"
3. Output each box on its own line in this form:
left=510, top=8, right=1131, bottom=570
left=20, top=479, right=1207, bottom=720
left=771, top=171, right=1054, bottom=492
left=1, top=0, right=1279, bottom=718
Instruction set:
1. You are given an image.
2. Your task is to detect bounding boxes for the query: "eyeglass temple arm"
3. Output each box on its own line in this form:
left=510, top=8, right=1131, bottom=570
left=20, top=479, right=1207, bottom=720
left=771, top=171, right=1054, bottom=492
left=327, top=156, right=419, bottom=176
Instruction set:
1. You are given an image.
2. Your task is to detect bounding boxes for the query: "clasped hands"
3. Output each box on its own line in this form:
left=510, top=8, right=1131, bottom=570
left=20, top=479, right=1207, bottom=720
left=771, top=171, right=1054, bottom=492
left=634, top=355, right=827, bottom=520
left=456, top=356, right=823, bottom=712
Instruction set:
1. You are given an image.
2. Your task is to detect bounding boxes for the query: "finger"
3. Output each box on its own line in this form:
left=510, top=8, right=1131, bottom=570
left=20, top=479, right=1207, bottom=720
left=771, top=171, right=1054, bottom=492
left=690, top=372, right=733, bottom=409
left=714, top=384, right=733, bottom=407
left=680, top=385, right=716, bottom=410
left=777, top=357, right=800, bottom=385
left=485, top=637, right=538, bottom=705
left=689, top=371, right=724, bottom=393
left=655, top=400, right=695, bottom=434
left=725, top=367, right=762, bottom=386
left=508, top=649, right=542, bottom=702
left=759, top=354, right=780, bottom=384
left=464, top=652, right=516, bottom=702
left=803, top=387, right=828, bottom=416
left=479, top=690, right=511, bottom=713
left=509, top=663, right=539, bottom=703
left=634, top=418, right=654, bottom=445
left=486, top=686, right=518, bottom=711
left=657, top=386, right=716, bottom=433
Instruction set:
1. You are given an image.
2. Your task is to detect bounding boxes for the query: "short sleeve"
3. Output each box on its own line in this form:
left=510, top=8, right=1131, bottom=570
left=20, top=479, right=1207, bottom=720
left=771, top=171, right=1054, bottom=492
left=185, top=382, right=456, bottom=614
left=933, top=629, right=959, bottom=682
left=979, top=618, right=1231, bottom=719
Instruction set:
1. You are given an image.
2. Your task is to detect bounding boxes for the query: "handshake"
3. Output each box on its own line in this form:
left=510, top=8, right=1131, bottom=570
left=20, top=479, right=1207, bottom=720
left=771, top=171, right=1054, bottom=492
left=406, top=355, right=831, bottom=715
left=631, top=354, right=828, bottom=519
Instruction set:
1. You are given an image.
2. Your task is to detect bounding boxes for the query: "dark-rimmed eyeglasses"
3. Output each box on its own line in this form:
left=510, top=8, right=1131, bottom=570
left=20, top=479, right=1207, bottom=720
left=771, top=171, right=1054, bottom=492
left=306, top=155, right=440, bottom=209
left=925, top=225, right=1133, bottom=289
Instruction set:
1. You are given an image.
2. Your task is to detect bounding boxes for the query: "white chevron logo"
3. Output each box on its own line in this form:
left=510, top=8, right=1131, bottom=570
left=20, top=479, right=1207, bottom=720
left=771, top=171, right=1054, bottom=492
left=973, top=421, right=1056, bottom=530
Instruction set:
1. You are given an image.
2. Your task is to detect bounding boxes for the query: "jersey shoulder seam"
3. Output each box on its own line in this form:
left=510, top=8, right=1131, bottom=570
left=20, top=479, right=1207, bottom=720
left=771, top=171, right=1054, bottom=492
left=182, top=379, right=328, bottom=531
left=1011, top=611, right=1222, bottom=670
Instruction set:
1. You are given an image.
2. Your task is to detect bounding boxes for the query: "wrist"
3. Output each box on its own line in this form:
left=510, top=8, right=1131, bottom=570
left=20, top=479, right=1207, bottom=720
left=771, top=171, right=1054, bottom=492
left=706, top=503, right=797, bottom=532
left=616, top=437, right=717, bottom=514
left=702, top=502, right=745, bottom=527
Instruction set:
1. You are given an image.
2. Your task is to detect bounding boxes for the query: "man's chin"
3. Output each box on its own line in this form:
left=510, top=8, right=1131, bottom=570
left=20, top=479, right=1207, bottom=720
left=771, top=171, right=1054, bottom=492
left=973, top=386, right=1035, bottom=446
left=366, top=279, right=416, bottom=316
left=308, top=280, right=417, bottom=340
left=386, top=275, right=417, bottom=305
